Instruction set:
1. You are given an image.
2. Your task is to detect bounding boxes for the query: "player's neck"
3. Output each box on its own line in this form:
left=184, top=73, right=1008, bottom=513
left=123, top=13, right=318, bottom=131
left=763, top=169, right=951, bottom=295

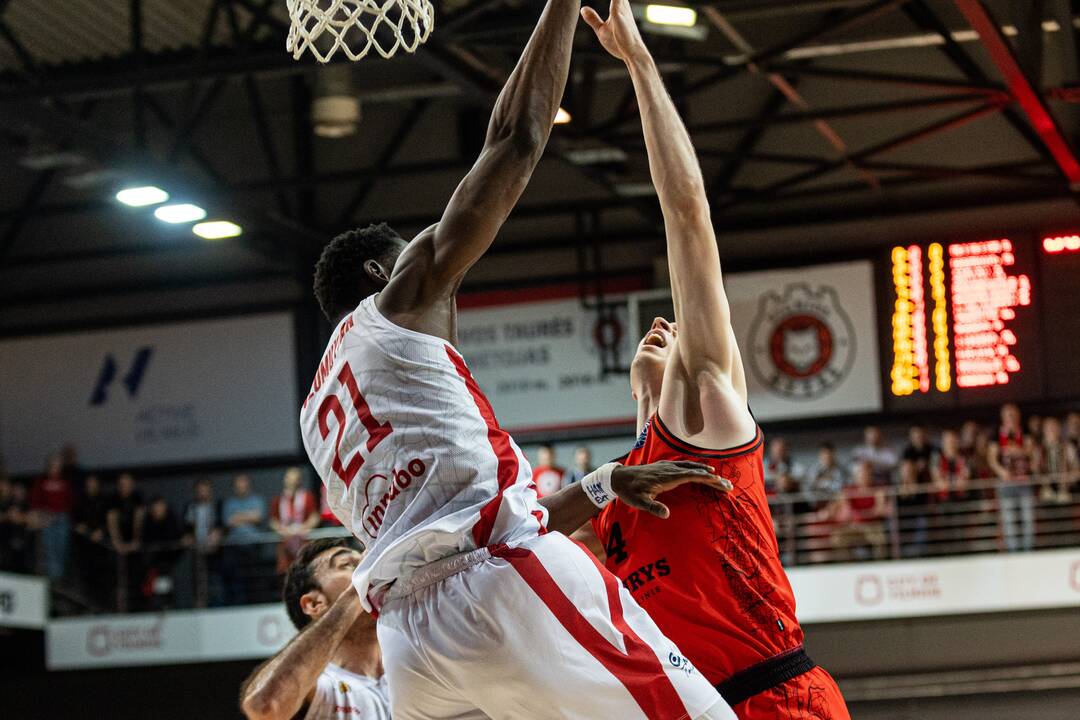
left=635, top=389, right=659, bottom=435
left=333, top=625, right=383, bottom=679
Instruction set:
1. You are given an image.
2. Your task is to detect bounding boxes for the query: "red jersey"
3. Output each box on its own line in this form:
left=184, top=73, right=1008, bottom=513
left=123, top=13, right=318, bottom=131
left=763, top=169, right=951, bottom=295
left=592, top=415, right=802, bottom=685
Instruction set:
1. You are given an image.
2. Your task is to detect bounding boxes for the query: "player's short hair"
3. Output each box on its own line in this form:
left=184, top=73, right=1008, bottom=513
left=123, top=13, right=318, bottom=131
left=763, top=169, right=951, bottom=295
left=283, top=537, right=351, bottom=630
left=313, top=222, right=405, bottom=322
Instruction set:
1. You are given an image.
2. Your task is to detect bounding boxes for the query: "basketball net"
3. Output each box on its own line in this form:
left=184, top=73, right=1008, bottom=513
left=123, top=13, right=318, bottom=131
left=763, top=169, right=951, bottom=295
left=286, top=0, right=435, bottom=62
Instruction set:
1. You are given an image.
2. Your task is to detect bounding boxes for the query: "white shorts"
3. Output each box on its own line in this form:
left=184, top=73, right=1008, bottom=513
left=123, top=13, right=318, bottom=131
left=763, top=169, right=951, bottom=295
left=376, top=531, right=733, bottom=720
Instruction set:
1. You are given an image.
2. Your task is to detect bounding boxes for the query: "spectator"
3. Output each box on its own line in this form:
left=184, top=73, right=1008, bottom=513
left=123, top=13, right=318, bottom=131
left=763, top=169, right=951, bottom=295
left=108, top=473, right=146, bottom=610
left=829, top=461, right=889, bottom=561
left=531, top=444, right=564, bottom=497
left=989, top=403, right=1038, bottom=553
left=958, top=420, right=981, bottom=459
left=142, top=496, right=185, bottom=609
left=184, top=478, right=225, bottom=607
left=318, top=484, right=343, bottom=528
left=270, top=468, right=320, bottom=575
left=1040, top=417, right=1078, bottom=504
left=804, top=443, right=848, bottom=504
left=764, top=438, right=803, bottom=494
left=222, top=474, right=267, bottom=606
left=1066, top=411, right=1080, bottom=452
left=60, top=444, right=84, bottom=488
left=72, top=475, right=110, bottom=605
left=565, top=447, right=594, bottom=486
left=852, top=426, right=898, bottom=485
left=932, top=430, right=973, bottom=504
left=896, top=460, right=930, bottom=557
left=0, top=475, right=18, bottom=572
left=1026, top=414, right=1044, bottom=445
left=0, top=481, right=32, bottom=573
left=30, top=453, right=74, bottom=581
left=901, top=425, right=936, bottom=485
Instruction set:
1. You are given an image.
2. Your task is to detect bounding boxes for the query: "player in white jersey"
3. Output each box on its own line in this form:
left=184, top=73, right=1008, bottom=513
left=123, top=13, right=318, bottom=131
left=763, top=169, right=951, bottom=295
left=297, top=1, right=736, bottom=718
left=242, top=538, right=389, bottom=720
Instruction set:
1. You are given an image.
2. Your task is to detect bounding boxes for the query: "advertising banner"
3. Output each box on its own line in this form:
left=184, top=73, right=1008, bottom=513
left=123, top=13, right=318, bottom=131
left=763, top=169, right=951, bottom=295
left=0, top=571, right=48, bottom=630
left=0, top=313, right=299, bottom=473
left=456, top=295, right=636, bottom=434
left=726, top=260, right=882, bottom=421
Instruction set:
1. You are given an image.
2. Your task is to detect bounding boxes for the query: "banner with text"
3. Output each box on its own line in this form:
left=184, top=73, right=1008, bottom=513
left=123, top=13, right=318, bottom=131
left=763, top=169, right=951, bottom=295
left=727, top=260, right=882, bottom=421
left=0, top=314, right=299, bottom=473
left=789, top=549, right=1080, bottom=623
left=456, top=296, right=636, bottom=434
left=0, top=572, right=48, bottom=629
left=47, top=604, right=294, bottom=669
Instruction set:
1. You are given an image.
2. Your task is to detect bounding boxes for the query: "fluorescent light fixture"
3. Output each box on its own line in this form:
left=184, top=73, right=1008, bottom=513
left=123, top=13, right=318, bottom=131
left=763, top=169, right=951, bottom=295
left=116, top=186, right=170, bottom=207
left=554, top=107, right=572, bottom=125
left=154, top=203, right=207, bottom=223
left=565, top=146, right=629, bottom=166
left=615, top=182, right=657, bottom=198
left=645, top=4, right=697, bottom=27
left=193, top=220, right=243, bottom=240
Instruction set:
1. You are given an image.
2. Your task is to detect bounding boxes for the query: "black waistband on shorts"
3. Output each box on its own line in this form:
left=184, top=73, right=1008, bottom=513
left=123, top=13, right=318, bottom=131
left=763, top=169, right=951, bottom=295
left=715, top=646, right=816, bottom=708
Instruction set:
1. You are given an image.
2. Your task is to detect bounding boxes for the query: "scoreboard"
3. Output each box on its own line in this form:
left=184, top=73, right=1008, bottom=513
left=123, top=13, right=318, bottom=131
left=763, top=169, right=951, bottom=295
left=884, top=234, right=1048, bottom=411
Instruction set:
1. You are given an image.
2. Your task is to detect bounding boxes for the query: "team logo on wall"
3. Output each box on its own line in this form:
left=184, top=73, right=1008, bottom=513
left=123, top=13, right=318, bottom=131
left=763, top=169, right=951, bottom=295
left=748, top=284, right=856, bottom=400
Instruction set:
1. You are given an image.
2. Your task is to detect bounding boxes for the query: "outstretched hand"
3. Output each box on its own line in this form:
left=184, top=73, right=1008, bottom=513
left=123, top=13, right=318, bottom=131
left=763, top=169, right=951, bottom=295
left=581, top=0, right=649, bottom=64
left=611, top=461, right=732, bottom=519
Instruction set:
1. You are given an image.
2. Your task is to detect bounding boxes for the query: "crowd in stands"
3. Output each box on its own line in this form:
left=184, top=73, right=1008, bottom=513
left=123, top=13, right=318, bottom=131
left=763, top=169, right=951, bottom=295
left=0, top=451, right=331, bottom=612
left=765, top=405, right=1080, bottom=563
left=2, top=410, right=1078, bottom=613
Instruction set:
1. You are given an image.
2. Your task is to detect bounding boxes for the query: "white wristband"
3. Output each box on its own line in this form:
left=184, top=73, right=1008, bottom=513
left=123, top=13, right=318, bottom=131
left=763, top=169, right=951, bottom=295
left=581, top=462, right=620, bottom=508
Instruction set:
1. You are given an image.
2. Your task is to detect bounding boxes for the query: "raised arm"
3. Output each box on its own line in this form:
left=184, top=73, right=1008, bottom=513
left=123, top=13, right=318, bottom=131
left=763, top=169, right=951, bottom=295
left=583, top=0, right=745, bottom=392
left=539, top=460, right=731, bottom=534
left=380, top=0, right=579, bottom=317
left=241, top=591, right=363, bottom=720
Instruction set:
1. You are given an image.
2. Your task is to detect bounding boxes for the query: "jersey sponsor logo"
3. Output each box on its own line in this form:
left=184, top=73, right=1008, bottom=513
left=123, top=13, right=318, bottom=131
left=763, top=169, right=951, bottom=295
left=360, top=458, right=428, bottom=539
left=89, top=346, right=154, bottom=406
left=748, top=283, right=856, bottom=400
left=621, top=557, right=671, bottom=593
left=667, top=650, right=696, bottom=676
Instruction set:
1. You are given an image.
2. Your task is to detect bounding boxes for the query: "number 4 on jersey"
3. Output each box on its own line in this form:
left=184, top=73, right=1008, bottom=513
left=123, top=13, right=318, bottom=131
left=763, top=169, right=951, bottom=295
left=605, top=522, right=629, bottom=565
left=318, top=362, right=393, bottom=488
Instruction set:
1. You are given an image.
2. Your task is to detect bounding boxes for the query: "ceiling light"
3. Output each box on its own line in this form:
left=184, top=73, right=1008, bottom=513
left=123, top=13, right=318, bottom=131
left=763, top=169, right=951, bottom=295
left=644, top=4, right=697, bottom=27
left=116, top=186, right=170, bottom=207
left=565, top=146, right=629, bottom=166
left=154, top=203, right=207, bottom=223
left=193, top=221, right=243, bottom=240
left=554, top=107, right=572, bottom=125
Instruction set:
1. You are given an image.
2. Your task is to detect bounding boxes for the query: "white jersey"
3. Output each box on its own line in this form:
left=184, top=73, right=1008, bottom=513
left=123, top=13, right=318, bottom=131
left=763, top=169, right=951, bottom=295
left=300, top=295, right=546, bottom=610
left=305, top=663, right=390, bottom=720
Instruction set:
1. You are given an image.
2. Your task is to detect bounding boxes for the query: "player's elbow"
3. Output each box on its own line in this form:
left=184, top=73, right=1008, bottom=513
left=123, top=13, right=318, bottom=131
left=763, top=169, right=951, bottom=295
left=488, top=116, right=547, bottom=163
left=241, top=692, right=285, bottom=720
left=664, top=189, right=712, bottom=225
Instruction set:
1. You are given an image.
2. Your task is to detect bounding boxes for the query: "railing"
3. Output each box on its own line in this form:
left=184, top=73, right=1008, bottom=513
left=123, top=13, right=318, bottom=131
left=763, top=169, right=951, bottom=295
left=768, top=473, right=1080, bottom=566
left=23, top=473, right=1080, bottom=615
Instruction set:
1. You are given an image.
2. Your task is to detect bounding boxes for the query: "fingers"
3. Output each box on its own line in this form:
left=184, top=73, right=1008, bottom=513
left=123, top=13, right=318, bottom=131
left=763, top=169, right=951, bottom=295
left=634, top=497, right=671, bottom=519
left=670, top=460, right=714, bottom=473
left=581, top=6, right=604, bottom=31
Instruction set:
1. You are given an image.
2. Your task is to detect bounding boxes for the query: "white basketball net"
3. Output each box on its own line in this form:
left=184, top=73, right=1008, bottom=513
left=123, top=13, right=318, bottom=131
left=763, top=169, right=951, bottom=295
left=286, top=0, right=435, bottom=62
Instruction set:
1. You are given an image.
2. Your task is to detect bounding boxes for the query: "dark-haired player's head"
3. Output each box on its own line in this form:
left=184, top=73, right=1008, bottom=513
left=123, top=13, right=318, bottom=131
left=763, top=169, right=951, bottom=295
left=313, top=223, right=410, bottom=323
left=629, top=317, right=677, bottom=403
left=283, top=538, right=367, bottom=631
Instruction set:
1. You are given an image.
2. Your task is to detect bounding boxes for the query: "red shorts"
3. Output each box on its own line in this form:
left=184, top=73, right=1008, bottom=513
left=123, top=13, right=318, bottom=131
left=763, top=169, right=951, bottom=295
left=732, top=667, right=850, bottom=720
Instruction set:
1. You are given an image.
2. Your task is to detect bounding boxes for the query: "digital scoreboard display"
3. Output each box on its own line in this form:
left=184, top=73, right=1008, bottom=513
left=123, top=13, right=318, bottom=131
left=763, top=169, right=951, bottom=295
left=885, top=236, right=1043, bottom=410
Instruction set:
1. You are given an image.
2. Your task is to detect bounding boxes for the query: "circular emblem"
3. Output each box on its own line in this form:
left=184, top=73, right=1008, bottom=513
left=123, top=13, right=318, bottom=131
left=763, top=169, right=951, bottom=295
left=855, top=574, right=884, bottom=606
left=257, top=615, right=286, bottom=647
left=749, top=284, right=856, bottom=400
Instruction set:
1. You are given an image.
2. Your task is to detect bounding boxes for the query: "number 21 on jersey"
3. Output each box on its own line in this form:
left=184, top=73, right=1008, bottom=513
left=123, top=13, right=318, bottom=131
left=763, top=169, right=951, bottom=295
left=318, top=362, right=393, bottom=488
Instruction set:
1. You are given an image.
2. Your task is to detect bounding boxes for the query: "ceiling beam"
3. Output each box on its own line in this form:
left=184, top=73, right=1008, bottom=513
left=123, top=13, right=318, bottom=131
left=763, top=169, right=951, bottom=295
left=953, top=0, right=1080, bottom=188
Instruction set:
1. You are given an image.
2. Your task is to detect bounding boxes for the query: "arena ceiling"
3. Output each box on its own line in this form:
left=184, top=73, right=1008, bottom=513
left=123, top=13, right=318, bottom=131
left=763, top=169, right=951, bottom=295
left=0, top=0, right=1079, bottom=330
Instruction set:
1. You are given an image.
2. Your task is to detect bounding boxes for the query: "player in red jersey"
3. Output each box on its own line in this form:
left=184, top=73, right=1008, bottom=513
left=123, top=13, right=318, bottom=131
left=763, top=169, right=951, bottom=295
left=578, top=2, right=850, bottom=717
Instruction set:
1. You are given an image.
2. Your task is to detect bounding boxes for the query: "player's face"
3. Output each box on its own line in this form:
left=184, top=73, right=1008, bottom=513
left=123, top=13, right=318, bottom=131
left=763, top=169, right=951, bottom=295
left=630, top=317, right=677, bottom=401
left=306, top=546, right=365, bottom=621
